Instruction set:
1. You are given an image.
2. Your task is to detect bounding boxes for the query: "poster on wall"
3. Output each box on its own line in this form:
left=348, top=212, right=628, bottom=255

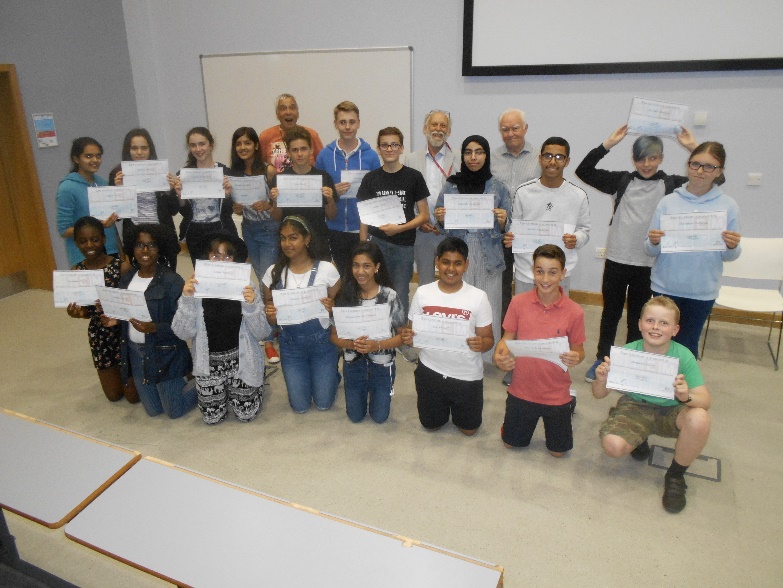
left=32, top=113, right=58, bottom=148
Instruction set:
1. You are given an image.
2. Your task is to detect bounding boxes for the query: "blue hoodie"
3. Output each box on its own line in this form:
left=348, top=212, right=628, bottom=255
left=645, top=183, right=741, bottom=300
left=315, top=138, right=381, bottom=232
left=56, top=172, right=119, bottom=266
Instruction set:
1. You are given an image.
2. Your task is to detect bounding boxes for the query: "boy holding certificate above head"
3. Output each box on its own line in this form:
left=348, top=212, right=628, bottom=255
left=493, top=244, right=585, bottom=457
left=591, top=296, right=712, bottom=514
left=357, top=127, right=430, bottom=319
left=400, top=237, right=494, bottom=436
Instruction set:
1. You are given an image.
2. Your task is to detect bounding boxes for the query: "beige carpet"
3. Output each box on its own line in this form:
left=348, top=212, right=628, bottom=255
left=2, top=277, right=782, bottom=587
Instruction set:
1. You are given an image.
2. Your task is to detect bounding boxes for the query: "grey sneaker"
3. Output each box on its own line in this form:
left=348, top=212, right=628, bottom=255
left=584, top=359, right=602, bottom=383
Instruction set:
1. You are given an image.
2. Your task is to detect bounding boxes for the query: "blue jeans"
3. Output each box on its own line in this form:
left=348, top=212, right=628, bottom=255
left=128, top=342, right=196, bottom=418
left=373, top=237, right=414, bottom=316
left=243, top=218, right=280, bottom=282
left=653, top=292, right=714, bottom=358
left=278, top=319, right=338, bottom=412
left=243, top=218, right=280, bottom=342
left=343, top=355, right=395, bottom=423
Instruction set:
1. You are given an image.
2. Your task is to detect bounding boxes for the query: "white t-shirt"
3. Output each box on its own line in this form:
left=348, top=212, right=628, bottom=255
left=262, top=260, right=340, bottom=329
left=408, top=281, right=492, bottom=381
left=127, top=273, right=153, bottom=344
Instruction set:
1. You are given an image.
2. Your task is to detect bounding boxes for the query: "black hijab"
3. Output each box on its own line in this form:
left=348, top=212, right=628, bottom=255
left=446, top=135, right=492, bottom=194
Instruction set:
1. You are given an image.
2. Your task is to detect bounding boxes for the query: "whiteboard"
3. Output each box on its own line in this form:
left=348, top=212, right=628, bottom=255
left=464, top=0, right=783, bottom=75
left=201, top=47, right=412, bottom=165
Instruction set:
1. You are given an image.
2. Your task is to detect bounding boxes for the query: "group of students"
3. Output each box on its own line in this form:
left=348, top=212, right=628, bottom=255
left=56, top=96, right=742, bottom=514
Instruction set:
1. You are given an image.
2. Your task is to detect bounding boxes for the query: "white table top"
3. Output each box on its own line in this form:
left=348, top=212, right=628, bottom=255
left=0, top=409, right=140, bottom=528
left=66, top=457, right=503, bottom=587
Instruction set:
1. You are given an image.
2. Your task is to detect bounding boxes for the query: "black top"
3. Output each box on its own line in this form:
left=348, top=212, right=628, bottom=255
left=356, top=166, right=429, bottom=247
left=272, top=167, right=336, bottom=261
left=202, top=298, right=242, bottom=352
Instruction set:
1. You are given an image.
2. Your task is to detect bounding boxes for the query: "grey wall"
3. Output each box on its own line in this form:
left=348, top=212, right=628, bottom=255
left=122, top=0, right=783, bottom=293
left=2, top=0, right=139, bottom=269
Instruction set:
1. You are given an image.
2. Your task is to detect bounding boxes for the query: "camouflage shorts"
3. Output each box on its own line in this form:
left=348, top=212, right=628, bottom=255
left=599, top=395, right=685, bottom=449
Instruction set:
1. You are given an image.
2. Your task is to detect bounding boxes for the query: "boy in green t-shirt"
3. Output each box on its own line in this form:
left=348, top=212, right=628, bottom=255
left=591, top=296, right=712, bottom=514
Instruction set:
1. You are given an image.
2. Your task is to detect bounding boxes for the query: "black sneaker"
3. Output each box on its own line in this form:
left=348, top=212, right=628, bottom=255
left=662, top=475, right=688, bottom=513
left=630, top=439, right=650, bottom=461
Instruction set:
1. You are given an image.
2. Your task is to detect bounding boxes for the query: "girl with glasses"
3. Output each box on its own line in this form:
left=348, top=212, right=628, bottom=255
left=102, top=224, right=195, bottom=418
left=173, top=232, right=269, bottom=424
left=645, top=142, right=742, bottom=357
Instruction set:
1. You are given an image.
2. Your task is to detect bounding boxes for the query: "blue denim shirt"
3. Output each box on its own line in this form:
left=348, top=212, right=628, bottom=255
left=435, top=177, right=511, bottom=272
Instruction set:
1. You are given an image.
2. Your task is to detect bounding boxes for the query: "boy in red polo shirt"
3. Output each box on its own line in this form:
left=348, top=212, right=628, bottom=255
left=494, top=244, right=585, bottom=456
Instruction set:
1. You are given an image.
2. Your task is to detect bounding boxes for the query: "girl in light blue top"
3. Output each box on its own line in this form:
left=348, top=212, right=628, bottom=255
left=645, top=141, right=741, bottom=357
left=433, top=135, right=511, bottom=362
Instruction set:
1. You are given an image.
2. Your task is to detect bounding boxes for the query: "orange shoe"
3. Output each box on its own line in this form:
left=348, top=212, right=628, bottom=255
left=264, top=343, right=280, bottom=364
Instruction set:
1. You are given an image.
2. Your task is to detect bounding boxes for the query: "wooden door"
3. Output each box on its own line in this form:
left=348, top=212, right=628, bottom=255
left=0, top=64, right=55, bottom=291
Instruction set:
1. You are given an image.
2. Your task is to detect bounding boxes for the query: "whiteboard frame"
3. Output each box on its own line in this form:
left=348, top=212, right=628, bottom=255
left=200, top=47, right=413, bottom=166
left=462, top=0, right=783, bottom=76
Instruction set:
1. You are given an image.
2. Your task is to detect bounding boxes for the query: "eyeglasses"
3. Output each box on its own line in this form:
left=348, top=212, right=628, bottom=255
left=541, top=153, right=567, bottom=162
left=688, top=161, right=721, bottom=173
left=463, top=149, right=486, bottom=157
left=379, top=143, right=402, bottom=151
left=134, top=242, right=159, bottom=251
left=208, top=252, right=234, bottom=261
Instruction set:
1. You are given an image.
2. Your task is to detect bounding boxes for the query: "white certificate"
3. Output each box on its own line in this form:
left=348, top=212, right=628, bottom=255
left=357, top=195, right=406, bottom=227
left=411, top=313, right=473, bottom=354
left=52, top=270, right=104, bottom=308
left=272, top=285, right=328, bottom=325
left=231, top=176, right=266, bottom=205
left=194, top=260, right=252, bottom=301
left=276, top=175, right=322, bottom=207
left=121, top=160, right=170, bottom=192
left=340, top=170, right=370, bottom=199
left=96, top=286, right=152, bottom=322
left=87, top=186, right=138, bottom=220
left=510, top=220, right=565, bottom=253
left=443, top=194, right=495, bottom=229
left=606, top=346, right=679, bottom=400
left=660, top=211, right=727, bottom=253
left=180, top=168, right=224, bottom=199
left=506, top=336, right=570, bottom=371
left=627, top=96, right=689, bottom=137
left=332, top=304, right=391, bottom=340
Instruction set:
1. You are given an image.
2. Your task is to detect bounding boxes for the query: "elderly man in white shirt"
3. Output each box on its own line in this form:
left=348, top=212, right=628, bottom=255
left=405, top=110, right=460, bottom=285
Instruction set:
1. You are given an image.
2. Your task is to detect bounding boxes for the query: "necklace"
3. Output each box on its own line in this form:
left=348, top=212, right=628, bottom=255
left=287, top=266, right=310, bottom=288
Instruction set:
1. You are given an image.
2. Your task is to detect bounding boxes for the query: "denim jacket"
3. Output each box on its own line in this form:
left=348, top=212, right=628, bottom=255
left=435, top=177, right=511, bottom=272
left=119, top=265, right=192, bottom=385
left=172, top=286, right=270, bottom=387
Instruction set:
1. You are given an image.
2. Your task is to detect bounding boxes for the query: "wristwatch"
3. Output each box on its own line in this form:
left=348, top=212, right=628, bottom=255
left=677, top=394, right=693, bottom=404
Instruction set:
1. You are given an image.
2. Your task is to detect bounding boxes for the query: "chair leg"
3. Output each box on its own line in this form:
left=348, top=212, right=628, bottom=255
left=767, top=311, right=782, bottom=371
left=700, top=312, right=713, bottom=360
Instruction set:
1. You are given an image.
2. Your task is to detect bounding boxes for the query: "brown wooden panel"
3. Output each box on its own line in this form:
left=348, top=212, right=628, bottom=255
left=0, top=64, right=56, bottom=289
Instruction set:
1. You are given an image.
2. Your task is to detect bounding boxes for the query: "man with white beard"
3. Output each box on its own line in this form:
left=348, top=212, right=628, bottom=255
left=405, top=110, right=460, bottom=285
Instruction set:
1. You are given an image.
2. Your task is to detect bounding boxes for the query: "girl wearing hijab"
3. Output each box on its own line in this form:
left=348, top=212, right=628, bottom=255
left=434, top=135, right=511, bottom=362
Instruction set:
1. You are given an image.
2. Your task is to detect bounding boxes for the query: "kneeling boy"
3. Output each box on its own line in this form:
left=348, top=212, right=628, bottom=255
left=400, top=237, right=494, bottom=435
left=494, top=244, right=585, bottom=457
left=591, top=296, right=712, bottom=514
